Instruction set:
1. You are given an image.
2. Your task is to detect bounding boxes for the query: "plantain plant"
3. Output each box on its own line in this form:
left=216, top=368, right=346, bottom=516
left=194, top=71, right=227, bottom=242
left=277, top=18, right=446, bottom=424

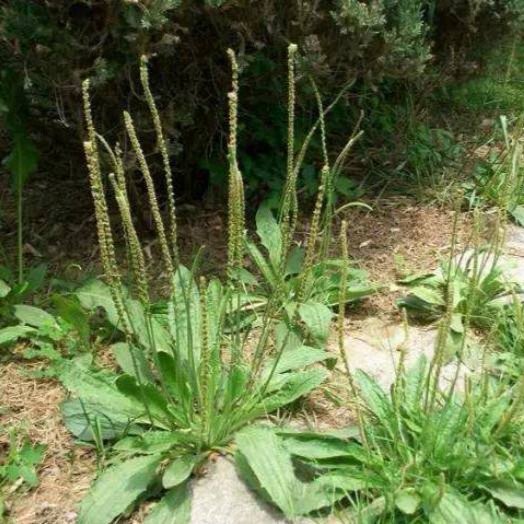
left=491, top=295, right=524, bottom=383
left=397, top=251, right=515, bottom=326
left=237, top=357, right=524, bottom=522
left=397, top=215, right=522, bottom=361
left=463, top=115, right=524, bottom=226
left=232, top=45, right=375, bottom=346
left=234, top=237, right=524, bottom=521
left=60, top=47, right=334, bottom=524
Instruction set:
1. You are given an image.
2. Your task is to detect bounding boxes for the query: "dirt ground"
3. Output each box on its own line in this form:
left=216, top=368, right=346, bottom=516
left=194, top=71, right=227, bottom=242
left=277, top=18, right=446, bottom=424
left=0, top=191, right=476, bottom=523
left=0, top=362, right=95, bottom=524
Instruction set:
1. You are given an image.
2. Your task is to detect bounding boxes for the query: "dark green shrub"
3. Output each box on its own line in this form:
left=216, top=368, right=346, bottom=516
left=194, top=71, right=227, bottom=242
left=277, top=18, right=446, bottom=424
left=1, top=0, right=522, bottom=199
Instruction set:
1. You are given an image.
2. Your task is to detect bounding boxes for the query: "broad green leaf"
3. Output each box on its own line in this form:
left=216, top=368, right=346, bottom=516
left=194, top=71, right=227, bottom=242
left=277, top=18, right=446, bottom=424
left=246, top=240, right=280, bottom=289
left=144, top=484, right=191, bottom=524
left=126, top=298, right=171, bottom=352
left=77, top=279, right=170, bottom=352
left=116, top=374, right=172, bottom=428
left=162, top=454, right=198, bottom=489
left=430, top=490, right=505, bottom=524
left=354, top=370, right=391, bottom=423
left=52, top=294, right=90, bottom=343
left=409, top=286, right=445, bottom=307
left=277, top=425, right=361, bottom=441
left=18, top=464, right=39, bottom=487
left=231, top=267, right=258, bottom=285
left=260, top=345, right=328, bottom=384
left=60, top=359, right=146, bottom=420
left=261, top=368, right=328, bottom=413
left=432, top=402, right=467, bottom=456
left=5, top=133, right=38, bottom=189
left=156, top=351, right=186, bottom=404
left=282, top=435, right=355, bottom=460
left=402, top=355, right=428, bottom=410
left=285, top=246, right=304, bottom=276
left=236, top=426, right=342, bottom=516
left=298, top=302, right=333, bottom=343
left=236, top=426, right=307, bottom=517
left=111, top=342, right=153, bottom=383
left=14, top=304, right=56, bottom=328
left=76, top=280, right=119, bottom=325
left=0, top=325, right=35, bottom=346
left=61, top=399, right=142, bottom=441
left=313, top=470, right=371, bottom=492
left=256, top=204, right=282, bottom=268
left=77, top=454, right=161, bottom=524
left=395, top=489, right=421, bottom=515
left=114, top=432, right=181, bottom=455
left=344, top=282, right=377, bottom=303
left=510, top=205, right=524, bottom=226
left=398, top=273, right=437, bottom=285
left=0, top=279, right=11, bottom=298
left=483, top=479, right=524, bottom=509
left=274, top=321, right=302, bottom=352
left=450, top=313, right=464, bottom=333
left=222, top=364, right=250, bottom=410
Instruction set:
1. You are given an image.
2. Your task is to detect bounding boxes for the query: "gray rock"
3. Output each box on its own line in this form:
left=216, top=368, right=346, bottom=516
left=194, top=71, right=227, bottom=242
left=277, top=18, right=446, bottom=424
left=506, top=225, right=524, bottom=257
left=189, top=457, right=338, bottom=524
left=499, top=254, right=524, bottom=284
left=340, top=322, right=472, bottom=392
left=190, top=457, right=291, bottom=524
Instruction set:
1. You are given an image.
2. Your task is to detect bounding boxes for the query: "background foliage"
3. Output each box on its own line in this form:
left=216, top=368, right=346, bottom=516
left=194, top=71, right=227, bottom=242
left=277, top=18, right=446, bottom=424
left=1, top=0, right=523, bottom=200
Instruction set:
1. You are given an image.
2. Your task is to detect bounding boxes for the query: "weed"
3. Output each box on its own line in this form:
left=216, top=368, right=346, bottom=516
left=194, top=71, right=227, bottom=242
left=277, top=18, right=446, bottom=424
left=233, top=216, right=524, bottom=522
left=397, top=228, right=520, bottom=346
left=463, top=116, right=524, bottom=226
left=0, top=264, right=47, bottom=349
left=0, top=429, right=45, bottom=518
left=238, top=355, right=524, bottom=521
left=60, top=45, right=333, bottom=524
left=230, top=47, right=375, bottom=344
left=235, top=204, right=375, bottom=346
left=490, top=296, right=524, bottom=383
left=0, top=261, right=90, bottom=375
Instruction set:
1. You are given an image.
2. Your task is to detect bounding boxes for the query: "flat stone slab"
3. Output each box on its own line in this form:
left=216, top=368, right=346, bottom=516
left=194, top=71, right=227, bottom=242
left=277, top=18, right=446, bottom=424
left=500, top=254, right=524, bottom=284
left=505, top=225, right=524, bottom=257
left=340, top=321, right=471, bottom=391
left=190, top=457, right=289, bottom=524
left=190, top=457, right=338, bottom=524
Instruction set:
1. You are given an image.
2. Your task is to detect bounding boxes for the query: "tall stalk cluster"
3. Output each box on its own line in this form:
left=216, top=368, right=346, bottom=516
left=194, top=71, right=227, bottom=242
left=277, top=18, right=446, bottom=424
left=79, top=45, right=329, bottom=444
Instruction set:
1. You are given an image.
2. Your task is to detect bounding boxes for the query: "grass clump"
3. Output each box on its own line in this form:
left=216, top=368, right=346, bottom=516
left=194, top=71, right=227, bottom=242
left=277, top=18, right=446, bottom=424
left=396, top=211, right=521, bottom=348
left=231, top=215, right=524, bottom=522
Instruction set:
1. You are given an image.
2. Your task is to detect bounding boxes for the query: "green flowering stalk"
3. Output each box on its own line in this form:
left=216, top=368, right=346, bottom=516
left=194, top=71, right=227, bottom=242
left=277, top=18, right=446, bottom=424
left=140, top=56, right=179, bottom=263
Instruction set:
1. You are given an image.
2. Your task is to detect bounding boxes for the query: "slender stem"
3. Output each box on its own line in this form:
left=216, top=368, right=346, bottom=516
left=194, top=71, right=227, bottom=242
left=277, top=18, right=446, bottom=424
left=17, top=177, right=23, bottom=284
